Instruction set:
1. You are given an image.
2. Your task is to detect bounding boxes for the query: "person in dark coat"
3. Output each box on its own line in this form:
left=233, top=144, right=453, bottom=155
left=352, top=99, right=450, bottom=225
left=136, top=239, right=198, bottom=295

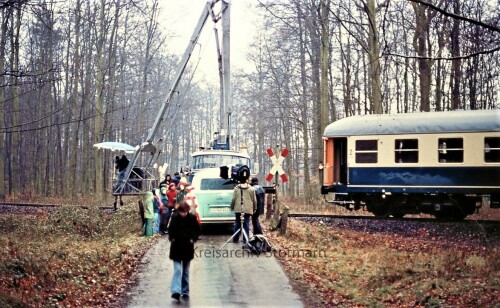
left=250, top=177, right=265, bottom=235
left=168, top=201, right=200, bottom=302
left=159, top=185, right=169, bottom=234
left=159, top=174, right=172, bottom=187
left=172, top=172, right=181, bottom=187
left=115, top=154, right=130, bottom=192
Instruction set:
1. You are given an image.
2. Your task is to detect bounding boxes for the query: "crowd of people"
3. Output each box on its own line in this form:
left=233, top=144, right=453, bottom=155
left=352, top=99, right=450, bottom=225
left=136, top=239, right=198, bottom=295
left=141, top=172, right=196, bottom=237
left=140, top=171, right=267, bottom=303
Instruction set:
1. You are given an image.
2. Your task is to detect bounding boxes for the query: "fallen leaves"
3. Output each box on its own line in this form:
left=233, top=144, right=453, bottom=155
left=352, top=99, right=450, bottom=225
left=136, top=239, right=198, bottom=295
left=0, top=204, right=154, bottom=307
left=265, top=216, right=499, bottom=307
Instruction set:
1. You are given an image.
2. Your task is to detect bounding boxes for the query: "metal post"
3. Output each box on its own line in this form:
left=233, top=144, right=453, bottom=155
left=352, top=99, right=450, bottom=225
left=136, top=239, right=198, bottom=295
left=272, top=144, right=280, bottom=230
left=318, top=161, right=324, bottom=187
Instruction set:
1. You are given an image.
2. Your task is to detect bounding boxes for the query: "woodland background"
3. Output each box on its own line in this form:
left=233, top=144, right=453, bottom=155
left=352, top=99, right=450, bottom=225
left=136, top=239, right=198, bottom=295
left=0, top=0, right=498, bottom=202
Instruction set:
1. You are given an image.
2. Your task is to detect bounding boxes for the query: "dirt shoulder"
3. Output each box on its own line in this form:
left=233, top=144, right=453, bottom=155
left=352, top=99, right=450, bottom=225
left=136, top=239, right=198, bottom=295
left=265, top=218, right=499, bottom=307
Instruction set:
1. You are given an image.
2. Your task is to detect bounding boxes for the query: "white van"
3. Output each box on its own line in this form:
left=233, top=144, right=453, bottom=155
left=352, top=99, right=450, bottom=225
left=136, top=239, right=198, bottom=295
left=190, top=168, right=236, bottom=224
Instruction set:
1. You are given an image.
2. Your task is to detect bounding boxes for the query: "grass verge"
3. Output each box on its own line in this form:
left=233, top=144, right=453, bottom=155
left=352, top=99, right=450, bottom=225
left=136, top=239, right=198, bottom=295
left=0, top=203, right=153, bottom=307
left=265, top=218, right=499, bottom=306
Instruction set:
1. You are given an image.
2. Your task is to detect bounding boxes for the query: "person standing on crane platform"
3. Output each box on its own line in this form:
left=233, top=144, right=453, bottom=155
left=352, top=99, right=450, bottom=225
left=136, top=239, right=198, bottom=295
left=115, top=154, right=129, bottom=191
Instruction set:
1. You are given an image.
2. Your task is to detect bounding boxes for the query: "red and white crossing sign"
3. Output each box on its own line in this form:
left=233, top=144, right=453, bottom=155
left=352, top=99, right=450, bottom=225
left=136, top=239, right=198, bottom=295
left=265, top=147, right=288, bottom=183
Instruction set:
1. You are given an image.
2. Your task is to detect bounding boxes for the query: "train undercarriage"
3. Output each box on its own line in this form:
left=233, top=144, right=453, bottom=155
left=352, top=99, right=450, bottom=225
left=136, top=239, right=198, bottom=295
left=328, top=193, right=492, bottom=220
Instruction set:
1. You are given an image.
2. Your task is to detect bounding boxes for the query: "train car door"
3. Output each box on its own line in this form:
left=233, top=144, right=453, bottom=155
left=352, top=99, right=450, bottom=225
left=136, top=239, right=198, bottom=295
left=334, top=138, right=347, bottom=184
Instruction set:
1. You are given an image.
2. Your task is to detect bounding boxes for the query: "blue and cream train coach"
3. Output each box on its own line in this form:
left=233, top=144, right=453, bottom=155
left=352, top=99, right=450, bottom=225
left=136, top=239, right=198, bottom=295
left=321, top=110, right=500, bottom=219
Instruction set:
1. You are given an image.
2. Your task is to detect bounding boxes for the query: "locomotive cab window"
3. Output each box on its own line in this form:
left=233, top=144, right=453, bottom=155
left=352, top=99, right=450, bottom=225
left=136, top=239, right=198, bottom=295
left=438, top=138, right=463, bottom=163
left=395, top=139, right=418, bottom=163
left=355, top=140, right=378, bottom=163
left=484, top=137, right=500, bottom=163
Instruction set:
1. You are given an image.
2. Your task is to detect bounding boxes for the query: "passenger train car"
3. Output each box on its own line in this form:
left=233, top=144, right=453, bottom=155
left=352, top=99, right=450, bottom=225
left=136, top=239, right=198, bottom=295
left=321, top=110, right=500, bottom=219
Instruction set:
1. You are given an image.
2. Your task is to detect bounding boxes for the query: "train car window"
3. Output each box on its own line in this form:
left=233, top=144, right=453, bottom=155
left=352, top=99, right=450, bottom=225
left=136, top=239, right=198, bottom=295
left=395, top=139, right=419, bottom=163
left=355, top=140, right=377, bottom=163
left=484, top=137, right=500, bottom=163
left=438, top=138, right=463, bottom=163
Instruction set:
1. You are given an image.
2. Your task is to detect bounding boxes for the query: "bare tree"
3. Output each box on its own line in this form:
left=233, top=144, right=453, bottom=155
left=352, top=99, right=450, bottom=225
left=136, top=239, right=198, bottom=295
left=365, top=0, right=382, bottom=114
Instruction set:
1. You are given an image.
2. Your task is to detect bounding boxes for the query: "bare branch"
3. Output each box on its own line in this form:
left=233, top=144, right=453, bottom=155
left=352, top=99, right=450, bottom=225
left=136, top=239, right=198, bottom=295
left=407, top=0, right=500, bottom=33
left=384, top=45, right=500, bottom=60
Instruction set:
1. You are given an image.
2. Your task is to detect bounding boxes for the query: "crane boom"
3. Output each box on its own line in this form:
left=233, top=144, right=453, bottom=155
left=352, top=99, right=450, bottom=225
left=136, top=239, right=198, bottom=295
left=114, top=0, right=231, bottom=194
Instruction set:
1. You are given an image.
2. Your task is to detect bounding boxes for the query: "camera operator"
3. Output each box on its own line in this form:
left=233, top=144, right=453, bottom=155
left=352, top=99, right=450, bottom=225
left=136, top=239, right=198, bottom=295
left=250, top=177, right=265, bottom=235
left=230, top=178, right=257, bottom=244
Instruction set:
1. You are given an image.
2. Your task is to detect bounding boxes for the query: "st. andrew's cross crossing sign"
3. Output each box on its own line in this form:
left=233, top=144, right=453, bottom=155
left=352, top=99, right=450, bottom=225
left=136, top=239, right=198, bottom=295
left=265, top=147, right=288, bottom=183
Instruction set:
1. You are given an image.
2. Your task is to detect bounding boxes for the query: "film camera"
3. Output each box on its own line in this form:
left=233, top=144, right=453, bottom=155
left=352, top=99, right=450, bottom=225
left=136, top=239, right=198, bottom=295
left=219, top=164, right=250, bottom=184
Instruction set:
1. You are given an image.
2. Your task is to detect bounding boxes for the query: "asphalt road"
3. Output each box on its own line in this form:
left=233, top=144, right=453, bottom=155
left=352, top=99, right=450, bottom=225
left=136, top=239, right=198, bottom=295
left=126, top=230, right=303, bottom=307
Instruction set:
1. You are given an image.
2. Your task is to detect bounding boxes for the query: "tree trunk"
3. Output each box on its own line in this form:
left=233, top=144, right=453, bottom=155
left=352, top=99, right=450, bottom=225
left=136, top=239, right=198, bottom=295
left=411, top=1, right=441, bottom=112
left=9, top=5, right=22, bottom=194
left=0, top=8, right=10, bottom=200
left=450, top=0, right=461, bottom=110
left=319, top=0, right=330, bottom=137
left=296, top=3, right=312, bottom=202
left=366, top=0, right=382, bottom=114
left=94, top=0, right=106, bottom=198
left=69, top=0, right=82, bottom=196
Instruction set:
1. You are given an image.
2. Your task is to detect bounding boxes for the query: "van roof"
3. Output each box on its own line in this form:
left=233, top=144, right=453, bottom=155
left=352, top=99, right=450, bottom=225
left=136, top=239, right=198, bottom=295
left=191, top=149, right=250, bottom=158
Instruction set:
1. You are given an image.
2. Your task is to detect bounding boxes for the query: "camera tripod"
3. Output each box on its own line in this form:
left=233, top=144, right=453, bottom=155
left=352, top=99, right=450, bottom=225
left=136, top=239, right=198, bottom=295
left=218, top=214, right=251, bottom=250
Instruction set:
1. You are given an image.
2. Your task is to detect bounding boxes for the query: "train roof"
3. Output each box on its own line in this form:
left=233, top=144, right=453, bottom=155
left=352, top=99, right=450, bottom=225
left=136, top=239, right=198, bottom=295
left=324, top=110, right=500, bottom=137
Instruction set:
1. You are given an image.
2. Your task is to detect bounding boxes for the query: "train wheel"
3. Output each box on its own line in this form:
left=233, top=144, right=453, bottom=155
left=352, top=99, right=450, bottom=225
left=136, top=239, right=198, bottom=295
left=433, top=212, right=448, bottom=220
left=366, top=198, right=391, bottom=217
left=391, top=211, right=405, bottom=219
left=451, top=209, right=467, bottom=221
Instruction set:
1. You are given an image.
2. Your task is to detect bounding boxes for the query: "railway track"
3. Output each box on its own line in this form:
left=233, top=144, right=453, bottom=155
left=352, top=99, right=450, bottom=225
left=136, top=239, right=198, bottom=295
left=0, top=201, right=113, bottom=211
left=288, top=212, right=499, bottom=225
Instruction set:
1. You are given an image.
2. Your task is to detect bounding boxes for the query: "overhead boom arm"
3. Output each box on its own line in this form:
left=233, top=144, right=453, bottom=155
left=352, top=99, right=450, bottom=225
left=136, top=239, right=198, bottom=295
left=114, top=0, right=230, bottom=194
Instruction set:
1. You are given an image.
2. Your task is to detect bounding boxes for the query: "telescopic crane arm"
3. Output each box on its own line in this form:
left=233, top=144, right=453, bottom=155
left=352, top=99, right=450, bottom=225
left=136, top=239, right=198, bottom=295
left=114, top=0, right=231, bottom=194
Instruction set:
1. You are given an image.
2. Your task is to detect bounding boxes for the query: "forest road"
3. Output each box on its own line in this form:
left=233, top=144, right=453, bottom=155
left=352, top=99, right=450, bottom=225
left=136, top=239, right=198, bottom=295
left=126, top=232, right=303, bottom=307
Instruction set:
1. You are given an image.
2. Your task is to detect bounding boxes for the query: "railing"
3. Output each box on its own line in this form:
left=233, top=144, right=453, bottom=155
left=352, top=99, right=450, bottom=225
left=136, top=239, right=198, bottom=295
left=112, top=167, right=159, bottom=196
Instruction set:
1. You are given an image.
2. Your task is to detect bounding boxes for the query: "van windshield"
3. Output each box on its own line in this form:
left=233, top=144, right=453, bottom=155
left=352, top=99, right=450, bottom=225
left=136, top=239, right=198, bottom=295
left=200, top=178, right=235, bottom=190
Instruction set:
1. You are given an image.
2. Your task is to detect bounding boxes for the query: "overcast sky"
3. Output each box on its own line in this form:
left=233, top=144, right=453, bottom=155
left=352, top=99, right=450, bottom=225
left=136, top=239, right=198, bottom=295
left=157, top=0, right=259, bottom=83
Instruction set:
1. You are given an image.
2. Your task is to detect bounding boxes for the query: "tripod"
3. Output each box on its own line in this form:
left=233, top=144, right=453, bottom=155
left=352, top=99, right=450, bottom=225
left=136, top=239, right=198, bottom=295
left=219, top=214, right=250, bottom=250
left=219, top=184, right=251, bottom=250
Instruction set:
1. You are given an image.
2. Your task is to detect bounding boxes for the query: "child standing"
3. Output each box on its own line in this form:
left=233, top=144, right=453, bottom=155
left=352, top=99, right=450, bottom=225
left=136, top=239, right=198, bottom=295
left=143, top=191, right=154, bottom=237
left=152, top=189, right=164, bottom=236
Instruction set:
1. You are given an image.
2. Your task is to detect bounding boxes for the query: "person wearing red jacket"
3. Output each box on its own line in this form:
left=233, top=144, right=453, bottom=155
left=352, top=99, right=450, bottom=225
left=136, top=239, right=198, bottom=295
left=165, top=183, right=178, bottom=231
